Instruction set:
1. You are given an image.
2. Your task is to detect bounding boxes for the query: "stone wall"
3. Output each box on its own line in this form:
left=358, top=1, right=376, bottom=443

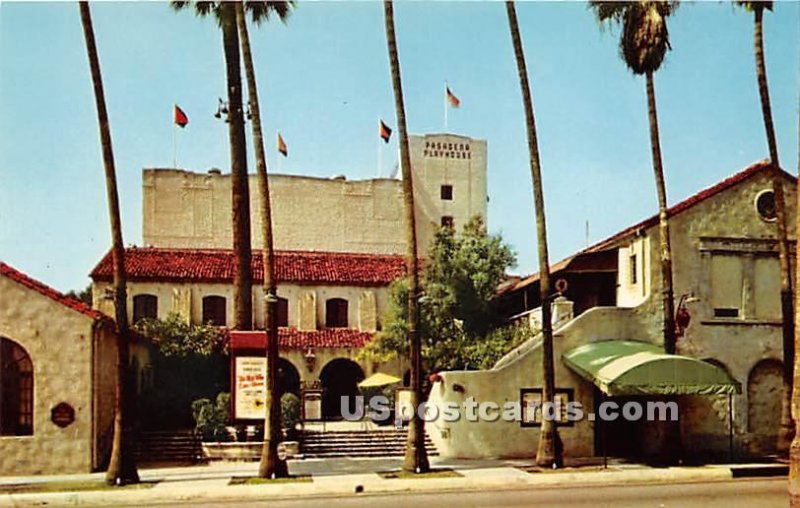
left=0, top=275, right=96, bottom=475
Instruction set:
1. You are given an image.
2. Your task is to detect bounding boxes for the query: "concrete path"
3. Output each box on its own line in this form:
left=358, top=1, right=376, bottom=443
left=0, top=458, right=787, bottom=507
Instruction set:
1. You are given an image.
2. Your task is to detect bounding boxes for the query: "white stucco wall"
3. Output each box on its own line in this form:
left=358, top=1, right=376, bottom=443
left=92, top=280, right=390, bottom=332
left=142, top=134, right=488, bottom=256
left=427, top=307, right=659, bottom=459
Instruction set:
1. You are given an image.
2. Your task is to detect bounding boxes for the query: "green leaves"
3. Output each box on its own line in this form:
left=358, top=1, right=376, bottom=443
left=191, top=392, right=231, bottom=442
left=364, top=216, right=524, bottom=373
left=134, top=313, right=225, bottom=357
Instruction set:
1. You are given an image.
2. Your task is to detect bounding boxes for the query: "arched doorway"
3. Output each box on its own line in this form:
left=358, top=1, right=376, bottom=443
left=319, top=358, right=364, bottom=419
left=747, top=359, right=783, bottom=454
left=277, top=358, right=301, bottom=398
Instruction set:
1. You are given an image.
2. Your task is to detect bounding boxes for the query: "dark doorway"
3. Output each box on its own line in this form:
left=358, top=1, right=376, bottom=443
left=593, top=389, right=646, bottom=460
left=277, top=358, right=301, bottom=397
left=319, top=358, right=365, bottom=419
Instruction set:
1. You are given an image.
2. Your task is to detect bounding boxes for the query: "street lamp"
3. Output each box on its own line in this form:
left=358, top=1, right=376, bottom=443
left=214, top=97, right=252, bottom=123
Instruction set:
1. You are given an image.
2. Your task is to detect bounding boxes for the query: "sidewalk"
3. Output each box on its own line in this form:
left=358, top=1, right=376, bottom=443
left=0, top=457, right=788, bottom=507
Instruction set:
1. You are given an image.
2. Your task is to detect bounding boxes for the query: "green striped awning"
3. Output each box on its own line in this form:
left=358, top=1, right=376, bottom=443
left=562, top=340, right=741, bottom=396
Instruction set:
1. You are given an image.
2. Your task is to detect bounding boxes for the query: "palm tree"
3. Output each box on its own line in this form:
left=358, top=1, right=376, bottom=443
left=234, top=0, right=294, bottom=479
left=735, top=0, right=794, bottom=455
left=79, top=1, right=139, bottom=486
left=590, top=0, right=679, bottom=464
left=506, top=1, right=561, bottom=468
left=383, top=0, right=429, bottom=474
left=171, top=1, right=253, bottom=330
left=588, top=2, right=677, bottom=352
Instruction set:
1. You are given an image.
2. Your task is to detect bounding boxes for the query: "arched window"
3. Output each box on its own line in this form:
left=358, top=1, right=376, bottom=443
left=276, top=297, right=289, bottom=328
left=1, top=338, right=33, bottom=436
left=132, top=294, right=158, bottom=323
left=325, top=298, right=349, bottom=328
left=202, top=296, right=227, bottom=327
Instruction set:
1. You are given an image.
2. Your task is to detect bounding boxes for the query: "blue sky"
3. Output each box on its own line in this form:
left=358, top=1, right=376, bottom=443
left=0, top=1, right=798, bottom=292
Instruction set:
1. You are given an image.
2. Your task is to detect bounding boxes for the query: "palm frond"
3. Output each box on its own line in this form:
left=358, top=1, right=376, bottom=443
left=735, top=1, right=774, bottom=13
left=245, top=1, right=295, bottom=26
left=170, top=0, right=192, bottom=13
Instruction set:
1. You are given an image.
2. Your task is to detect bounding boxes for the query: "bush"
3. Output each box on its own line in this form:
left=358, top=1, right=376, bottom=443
left=191, top=392, right=231, bottom=442
left=281, top=393, right=301, bottom=440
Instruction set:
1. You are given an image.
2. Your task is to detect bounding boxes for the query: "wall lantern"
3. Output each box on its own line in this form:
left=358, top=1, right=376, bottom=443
left=675, top=293, right=701, bottom=337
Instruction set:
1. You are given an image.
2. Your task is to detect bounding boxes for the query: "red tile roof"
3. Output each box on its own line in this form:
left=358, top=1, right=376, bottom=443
left=228, top=329, right=373, bottom=350
left=91, top=248, right=408, bottom=286
left=1, top=261, right=109, bottom=321
left=508, top=160, right=791, bottom=293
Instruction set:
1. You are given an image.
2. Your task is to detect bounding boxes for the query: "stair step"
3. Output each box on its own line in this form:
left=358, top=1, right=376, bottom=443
left=300, top=429, right=438, bottom=458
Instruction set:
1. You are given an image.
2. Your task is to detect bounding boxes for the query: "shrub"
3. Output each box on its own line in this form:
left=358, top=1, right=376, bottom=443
left=281, top=393, right=301, bottom=440
left=191, top=392, right=231, bottom=442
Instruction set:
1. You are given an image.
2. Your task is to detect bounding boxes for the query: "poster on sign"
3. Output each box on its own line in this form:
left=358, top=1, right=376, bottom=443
left=234, top=357, right=266, bottom=420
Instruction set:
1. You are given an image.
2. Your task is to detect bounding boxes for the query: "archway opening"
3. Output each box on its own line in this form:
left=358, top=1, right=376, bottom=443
left=277, top=358, right=301, bottom=398
left=747, top=359, right=784, bottom=455
left=319, top=358, right=364, bottom=419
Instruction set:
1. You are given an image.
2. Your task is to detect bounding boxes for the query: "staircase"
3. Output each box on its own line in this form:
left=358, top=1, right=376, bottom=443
left=301, top=429, right=438, bottom=458
left=135, top=430, right=204, bottom=464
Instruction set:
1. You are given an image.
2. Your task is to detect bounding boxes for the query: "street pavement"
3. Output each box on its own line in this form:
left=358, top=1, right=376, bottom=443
left=0, top=457, right=788, bottom=507
left=179, top=478, right=787, bottom=508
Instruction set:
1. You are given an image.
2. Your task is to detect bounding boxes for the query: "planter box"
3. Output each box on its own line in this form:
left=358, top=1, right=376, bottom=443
left=201, top=441, right=300, bottom=461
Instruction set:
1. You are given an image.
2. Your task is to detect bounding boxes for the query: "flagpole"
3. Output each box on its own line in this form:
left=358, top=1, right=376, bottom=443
left=173, top=115, right=177, bottom=168
left=378, top=119, right=383, bottom=177
left=444, top=81, right=448, bottom=132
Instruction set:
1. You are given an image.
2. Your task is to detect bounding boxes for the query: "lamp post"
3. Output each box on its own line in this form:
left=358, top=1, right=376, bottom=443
left=214, top=97, right=252, bottom=123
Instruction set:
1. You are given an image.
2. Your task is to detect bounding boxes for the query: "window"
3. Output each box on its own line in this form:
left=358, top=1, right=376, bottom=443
left=755, top=190, right=777, bottom=222
left=441, top=216, right=454, bottom=228
left=276, top=297, right=289, bottom=328
left=440, top=185, right=453, bottom=201
left=629, top=254, right=637, bottom=285
left=711, top=254, right=743, bottom=319
left=132, top=294, right=158, bottom=323
left=325, top=298, right=349, bottom=328
left=202, top=296, right=227, bottom=327
left=1, top=338, right=33, bottom=436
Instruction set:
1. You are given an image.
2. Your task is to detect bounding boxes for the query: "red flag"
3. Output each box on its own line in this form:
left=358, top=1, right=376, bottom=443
left=174, top=104, right=188, bottom=128
left=277, top=133, right=288, bottom=157
left=379, top=120, right=392, bottom=143
left=446, top=86, right=460, bottom=108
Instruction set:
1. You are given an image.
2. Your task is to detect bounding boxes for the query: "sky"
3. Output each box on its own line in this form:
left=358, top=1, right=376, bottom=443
left=0, top=1, right=798, bottom=293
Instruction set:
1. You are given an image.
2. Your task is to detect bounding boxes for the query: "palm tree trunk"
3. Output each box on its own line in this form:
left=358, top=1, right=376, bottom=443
left=506, top=1, right=561, bottom=468
left=383, top=0, right=429, bottom=474
left=646, top=70, right=681, bottom=464
left=788, top=103, right=800, bottom=508
left=79, top=1, right=139, bottom=486
left=221, top=2, right=254, bottom=331
left=234, top=3, right=288, bottom=479
left=753, top=6, right=795, bottom=454
left=645, top=71, right=676, bottom=355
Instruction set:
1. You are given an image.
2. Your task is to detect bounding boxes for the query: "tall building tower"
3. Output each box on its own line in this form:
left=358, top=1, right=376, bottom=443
left=409, top=133, right=488, bottom=250
left=141, top=133, right=488, bottom=257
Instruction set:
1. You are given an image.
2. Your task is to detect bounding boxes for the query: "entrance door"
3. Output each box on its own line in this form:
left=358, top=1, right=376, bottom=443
left=319, top=359, right=365, bottom=420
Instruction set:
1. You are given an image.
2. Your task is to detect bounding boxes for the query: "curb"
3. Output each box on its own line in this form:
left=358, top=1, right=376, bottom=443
left=0, top=464, right=772, bottom=507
